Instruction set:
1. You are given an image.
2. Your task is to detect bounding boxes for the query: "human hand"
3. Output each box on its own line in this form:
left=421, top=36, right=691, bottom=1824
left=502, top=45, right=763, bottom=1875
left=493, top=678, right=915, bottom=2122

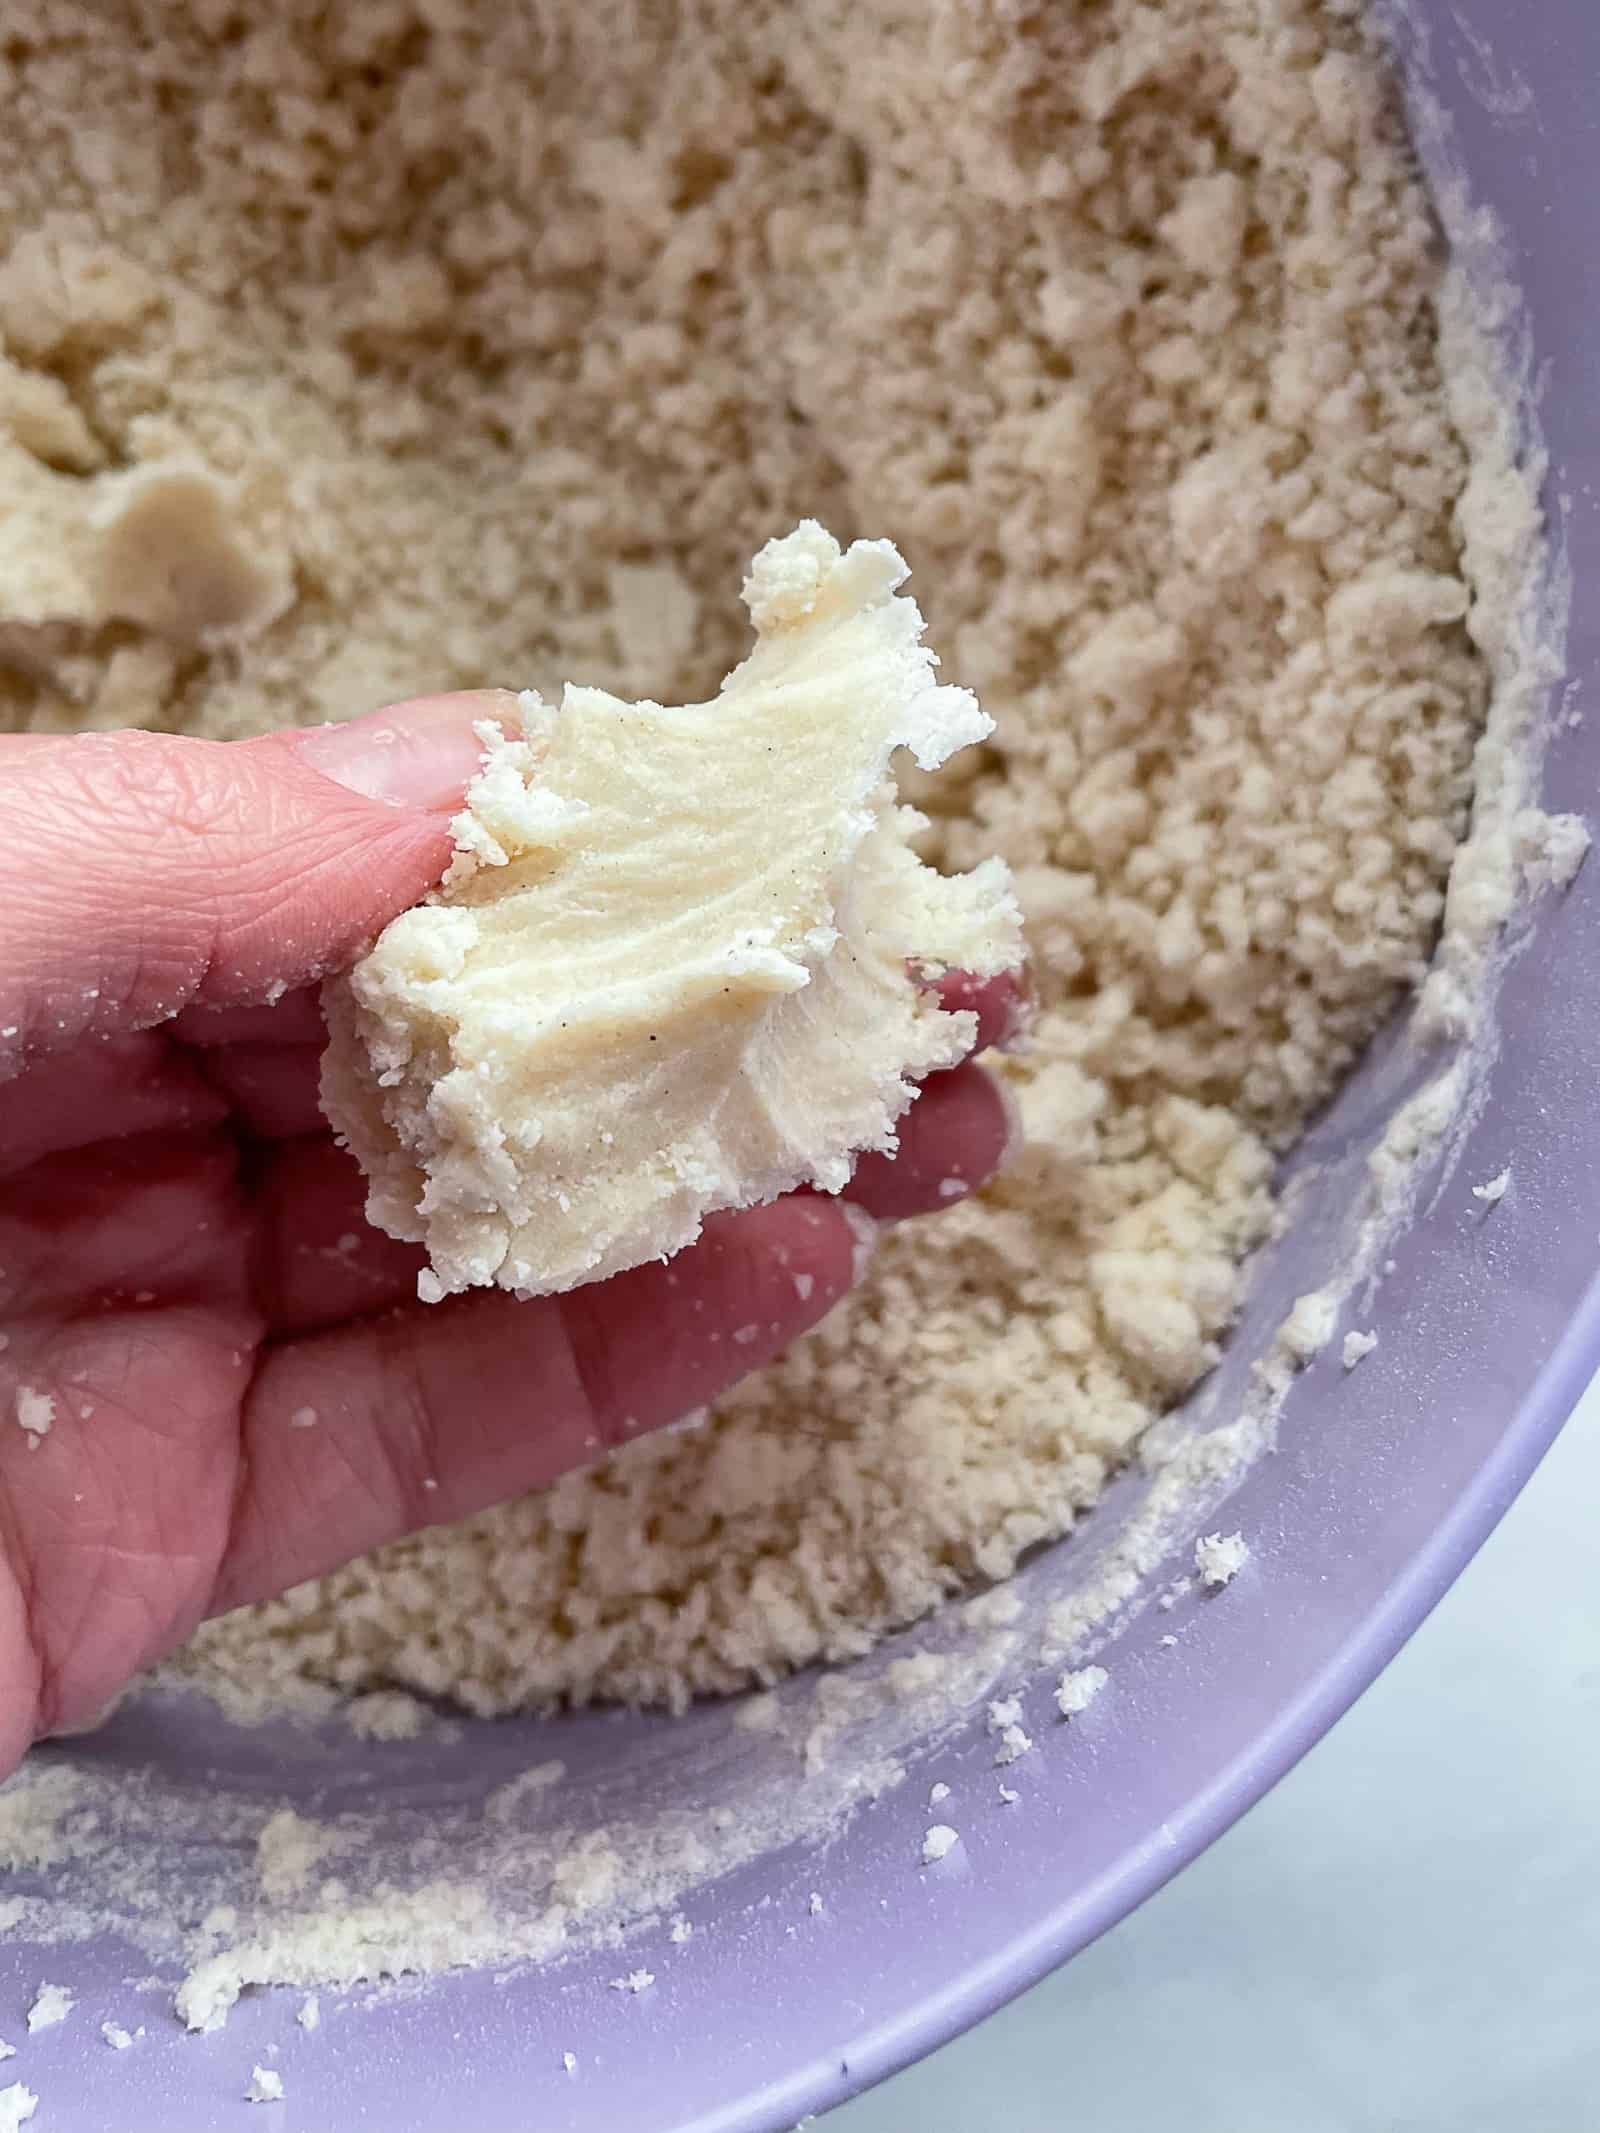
left=0, top=696, right=1020, bottom=1776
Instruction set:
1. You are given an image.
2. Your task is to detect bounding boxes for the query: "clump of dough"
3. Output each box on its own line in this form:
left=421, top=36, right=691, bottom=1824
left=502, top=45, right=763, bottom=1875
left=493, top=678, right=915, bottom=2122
left=321, top=523, right=1023, bottom=1302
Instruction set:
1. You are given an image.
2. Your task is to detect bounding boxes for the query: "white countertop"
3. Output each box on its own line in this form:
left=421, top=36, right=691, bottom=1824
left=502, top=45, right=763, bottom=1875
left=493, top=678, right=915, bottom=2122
left=834, top=1373, right=1600, bottom=2130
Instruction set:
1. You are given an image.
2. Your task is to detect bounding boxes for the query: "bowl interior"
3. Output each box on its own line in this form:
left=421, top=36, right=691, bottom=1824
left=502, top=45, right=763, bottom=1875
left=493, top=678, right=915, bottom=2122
left=6, top=4, right=1600, bottom=2129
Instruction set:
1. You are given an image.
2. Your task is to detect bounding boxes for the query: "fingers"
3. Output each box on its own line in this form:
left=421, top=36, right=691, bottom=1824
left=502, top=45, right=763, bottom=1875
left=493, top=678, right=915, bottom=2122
left=211, top=1196, right=866, bottom=1612
left=251, top=1045, right=1020, bottom=1339
left=253, top=1138, right=430, bottom=1335
left=843, top=1059, right=1016, bottom=1221
left=0, top=1034, right=227, bottom=1179
left=170, top=984, right=328, bottom=1050
left=199, top=1040, right=328, bottom=1141
left=0, top=1131, right=252, bottom=1319
left=0, top=692, right=518, bottom=1073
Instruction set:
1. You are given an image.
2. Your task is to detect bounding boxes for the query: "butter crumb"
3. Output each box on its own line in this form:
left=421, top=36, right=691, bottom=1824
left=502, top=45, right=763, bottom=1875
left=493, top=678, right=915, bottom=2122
left=13, top=1389, right=54, bottom=1450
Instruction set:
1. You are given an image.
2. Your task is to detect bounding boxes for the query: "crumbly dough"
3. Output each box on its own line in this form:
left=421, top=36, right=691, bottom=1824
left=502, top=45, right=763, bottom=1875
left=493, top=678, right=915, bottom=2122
left=321, top=524, right=1021, bottom=1302
left=0, top=0, right=1490, bottom=1717
left=1194, top=1531, right=1250, bottom=1588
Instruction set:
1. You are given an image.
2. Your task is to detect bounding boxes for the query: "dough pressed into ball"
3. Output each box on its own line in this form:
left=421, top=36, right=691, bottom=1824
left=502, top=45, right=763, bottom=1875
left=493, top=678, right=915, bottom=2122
left=320, top=523, right=1024, bottom=1301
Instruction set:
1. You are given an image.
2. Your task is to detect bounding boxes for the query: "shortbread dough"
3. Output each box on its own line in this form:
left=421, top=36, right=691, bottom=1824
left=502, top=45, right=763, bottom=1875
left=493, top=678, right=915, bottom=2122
left=320, top=524, right=1024, bottom=1301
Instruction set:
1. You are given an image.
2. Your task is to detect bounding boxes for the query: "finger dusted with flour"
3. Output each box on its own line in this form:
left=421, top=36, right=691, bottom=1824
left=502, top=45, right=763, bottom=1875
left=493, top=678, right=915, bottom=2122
left=320, top=525, right=1025, bottom=1302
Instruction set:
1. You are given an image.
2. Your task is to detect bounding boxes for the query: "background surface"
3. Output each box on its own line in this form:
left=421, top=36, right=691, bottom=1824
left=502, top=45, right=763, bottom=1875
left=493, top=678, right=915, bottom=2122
left=835, top=1374, right=1600, bottom=2131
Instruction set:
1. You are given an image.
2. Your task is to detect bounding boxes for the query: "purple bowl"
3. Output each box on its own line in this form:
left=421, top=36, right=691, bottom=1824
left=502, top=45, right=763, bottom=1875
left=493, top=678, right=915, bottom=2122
left=6, top=4, right=1599, bottom=2127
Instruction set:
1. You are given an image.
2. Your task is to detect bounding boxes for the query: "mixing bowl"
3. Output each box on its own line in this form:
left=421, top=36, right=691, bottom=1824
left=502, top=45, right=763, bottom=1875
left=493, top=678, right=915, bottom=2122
left=5, top=2, right=1598, bottom=2126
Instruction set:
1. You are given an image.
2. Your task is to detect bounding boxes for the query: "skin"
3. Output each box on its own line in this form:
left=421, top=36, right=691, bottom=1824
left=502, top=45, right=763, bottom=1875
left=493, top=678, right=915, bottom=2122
left=0, top=694, right=1021, bottom=1777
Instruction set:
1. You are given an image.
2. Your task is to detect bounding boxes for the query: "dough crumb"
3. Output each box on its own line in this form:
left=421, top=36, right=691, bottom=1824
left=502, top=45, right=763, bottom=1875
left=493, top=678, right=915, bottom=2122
left=562, top=2052, right=577, bottom=2076
left=321, top=525, right=1022, bottom=1304
left=1342, top=1330, right=1379, bottom=1371
left=255, top=1808, right=337, bottom=1902
left=245, top=2065, right=285, bottom=2104
left=100, top=2021, right=138, bottom=2049
left=1055, top=1665, right=1108, bottom=1718
left=1472, top=1168, right=1510, bottom=1204
left=296, top=1996, right=320, bottom=2033
left=732, top=1692, right=781, bottom=1736
left=962, top=1591, right=1025, bottom=1633
left=343, top=1690, right=431, bottom=1743
left=13, top=1389, right=53, bottom=1450
left=668, top=1915, right=692, bottom=1944
left=25, top=1984, right=72, bottom=2033
left=928, top=1782, right=950, bottom=1806
left=921, top=1825, right=959, bottom=1864
left=807, top=1892, right=824, bottom=1916
left=997, top=1786, right=1019, bottom=1807
left=608, top=1970, right=655, bottom=1995
left=0, top=2046, right=12, bottom=2064
left=986, top=1696, right=1033, bottom=1765
left=0, top=2084, right=37, bottom=2131
left=1195, top=1532, right=1250, bottom=1589
left=1278, top=1290, right=1339, bottom=1365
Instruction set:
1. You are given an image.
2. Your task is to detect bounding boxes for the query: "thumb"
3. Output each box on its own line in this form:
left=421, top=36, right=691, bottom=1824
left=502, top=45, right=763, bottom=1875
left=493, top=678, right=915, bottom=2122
left=0, top=691, right=515, bottom=1065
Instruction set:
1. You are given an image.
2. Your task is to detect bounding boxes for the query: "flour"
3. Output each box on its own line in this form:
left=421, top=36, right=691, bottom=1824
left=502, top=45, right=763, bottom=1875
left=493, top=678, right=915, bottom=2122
left=255, top=1810, right=340, bottom=1903
left=0, top=1769, right=84, bottom=1870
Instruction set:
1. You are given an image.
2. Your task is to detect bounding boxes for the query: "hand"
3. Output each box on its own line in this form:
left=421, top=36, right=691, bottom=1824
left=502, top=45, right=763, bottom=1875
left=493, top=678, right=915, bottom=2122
left=0, top=696, right=1020, bottom=1776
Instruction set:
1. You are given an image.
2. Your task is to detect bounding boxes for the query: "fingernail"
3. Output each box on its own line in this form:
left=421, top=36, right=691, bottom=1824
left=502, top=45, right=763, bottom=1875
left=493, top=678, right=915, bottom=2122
left=292, top=691, right=522, bottom=817
left=838, top=1199, right=880, bottom=1284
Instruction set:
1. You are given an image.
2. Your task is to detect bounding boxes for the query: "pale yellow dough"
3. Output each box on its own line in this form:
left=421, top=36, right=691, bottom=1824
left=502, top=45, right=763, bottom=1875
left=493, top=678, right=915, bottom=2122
left=320, top=524, right=1024, bottom=1301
